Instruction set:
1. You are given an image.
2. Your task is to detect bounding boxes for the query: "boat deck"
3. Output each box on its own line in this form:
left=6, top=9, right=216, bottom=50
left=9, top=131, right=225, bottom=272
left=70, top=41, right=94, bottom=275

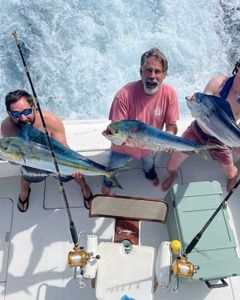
left=1, top=119, right=240, bottom=300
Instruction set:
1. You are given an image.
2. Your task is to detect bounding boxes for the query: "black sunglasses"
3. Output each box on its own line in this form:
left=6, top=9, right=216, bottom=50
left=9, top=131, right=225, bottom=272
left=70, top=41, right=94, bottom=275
left=9, top=108, right=33, bottom=119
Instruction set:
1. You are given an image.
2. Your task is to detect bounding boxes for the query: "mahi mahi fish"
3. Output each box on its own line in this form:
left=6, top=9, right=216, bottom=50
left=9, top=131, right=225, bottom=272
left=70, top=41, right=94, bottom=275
left=0, top=124, right=122, bottom=187
left=187, top=92, right=240, bottom=147
left=102, top=119, right=219, bottom=154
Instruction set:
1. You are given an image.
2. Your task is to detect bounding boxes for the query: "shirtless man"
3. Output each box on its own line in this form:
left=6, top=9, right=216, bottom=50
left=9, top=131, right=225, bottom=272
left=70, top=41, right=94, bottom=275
left=162, top=59, right=240, bottom=192
left=1, top=89, right=92, bottom=211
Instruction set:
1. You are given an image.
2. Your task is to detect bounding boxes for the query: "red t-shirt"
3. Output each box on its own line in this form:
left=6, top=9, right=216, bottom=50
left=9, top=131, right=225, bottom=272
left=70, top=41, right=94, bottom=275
left=109, top=80, right=179, bottom=158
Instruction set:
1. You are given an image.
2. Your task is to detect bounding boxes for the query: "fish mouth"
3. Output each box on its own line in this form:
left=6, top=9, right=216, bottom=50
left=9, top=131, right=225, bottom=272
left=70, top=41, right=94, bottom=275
left=185, top=95, right=196, bottom=102
left=102, top=128, right=112, bottom=136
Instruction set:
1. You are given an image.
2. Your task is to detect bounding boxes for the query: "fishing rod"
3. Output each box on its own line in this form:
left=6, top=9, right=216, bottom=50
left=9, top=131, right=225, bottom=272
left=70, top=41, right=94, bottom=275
left=12, top=31, right=78, bottom=246
left=172, top=177, right=240, bottom=279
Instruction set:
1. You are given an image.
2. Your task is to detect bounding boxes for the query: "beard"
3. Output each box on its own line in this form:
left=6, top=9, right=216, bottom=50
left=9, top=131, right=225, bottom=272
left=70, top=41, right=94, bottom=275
left=143, top=78, right=160, bottom=95
left=16, top=116, right=35, bottom=128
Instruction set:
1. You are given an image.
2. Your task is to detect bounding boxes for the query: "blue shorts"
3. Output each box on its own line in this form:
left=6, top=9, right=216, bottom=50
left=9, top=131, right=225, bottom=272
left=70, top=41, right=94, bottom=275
left=103, top=150, right=157, bottom=188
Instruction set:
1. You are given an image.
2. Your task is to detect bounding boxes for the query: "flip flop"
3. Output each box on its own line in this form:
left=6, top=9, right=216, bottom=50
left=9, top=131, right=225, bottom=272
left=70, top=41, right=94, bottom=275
left=17, top=187, right=31, bottom=213
left=82, top=190, right=93, bottom=210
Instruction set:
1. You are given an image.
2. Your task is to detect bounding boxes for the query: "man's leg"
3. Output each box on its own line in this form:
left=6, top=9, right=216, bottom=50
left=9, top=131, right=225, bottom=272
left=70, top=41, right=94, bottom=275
left=162, top=120, right=200, bottom=191
left=209, top=142, right=238, bottom=193
left=102, top=151, right=133, bottom=195
left=141, top=154, right=159, bottom=186
left=220, top=163, right=238, bottom=192
left=73, top=173, right=92, bottom=199
left=162, top=152, right=189, bottom=191
left=18, top=177, right=31, bottom=212
left=20, top=177, right=31, bottom=200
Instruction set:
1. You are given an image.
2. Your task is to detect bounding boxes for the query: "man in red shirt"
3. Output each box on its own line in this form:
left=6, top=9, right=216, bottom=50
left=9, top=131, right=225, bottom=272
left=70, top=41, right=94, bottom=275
left=102, top=48, right=179, bottom=195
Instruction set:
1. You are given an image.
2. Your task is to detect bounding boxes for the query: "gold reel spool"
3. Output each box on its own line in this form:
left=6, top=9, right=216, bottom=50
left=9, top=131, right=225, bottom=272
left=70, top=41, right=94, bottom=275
left=68, top=245, right=90, bottom=268
left=172, top=256, right=198, bottom=278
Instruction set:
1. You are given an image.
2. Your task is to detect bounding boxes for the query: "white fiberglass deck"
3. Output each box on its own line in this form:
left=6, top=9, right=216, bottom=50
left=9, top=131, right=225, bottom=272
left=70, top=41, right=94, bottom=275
left=0, top=118, right=240, bottom=300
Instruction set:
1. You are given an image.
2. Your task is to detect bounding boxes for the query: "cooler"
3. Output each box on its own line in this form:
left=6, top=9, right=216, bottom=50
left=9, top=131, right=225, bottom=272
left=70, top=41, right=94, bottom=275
left=165, top=181, right=240, bottom=287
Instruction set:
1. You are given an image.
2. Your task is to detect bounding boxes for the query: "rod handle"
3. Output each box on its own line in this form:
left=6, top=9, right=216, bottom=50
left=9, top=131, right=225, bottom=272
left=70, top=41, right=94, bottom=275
left=70, top=222, right=79, bottom=246
left=184, top=233, right=202, bottom=256
left=12, top=30, right=19, bottom=44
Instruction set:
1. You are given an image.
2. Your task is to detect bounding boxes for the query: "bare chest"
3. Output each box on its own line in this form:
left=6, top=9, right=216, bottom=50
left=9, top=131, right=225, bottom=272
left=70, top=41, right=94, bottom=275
left=227, top=91, right=240, bottom=124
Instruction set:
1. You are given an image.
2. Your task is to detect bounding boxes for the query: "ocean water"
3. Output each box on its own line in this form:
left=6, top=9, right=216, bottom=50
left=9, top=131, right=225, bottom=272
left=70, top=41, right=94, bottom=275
left=0, top=0, right=239, bottom=121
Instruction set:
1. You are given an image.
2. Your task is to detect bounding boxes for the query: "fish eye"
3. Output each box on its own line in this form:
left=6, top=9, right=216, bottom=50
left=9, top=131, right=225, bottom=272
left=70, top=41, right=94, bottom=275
left=115, top=129, right=119, bottom=134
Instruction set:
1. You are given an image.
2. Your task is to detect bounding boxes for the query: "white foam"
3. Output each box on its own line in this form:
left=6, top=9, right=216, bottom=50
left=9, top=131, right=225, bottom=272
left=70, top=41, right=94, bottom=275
left=0, top=0, right=237, bottom=120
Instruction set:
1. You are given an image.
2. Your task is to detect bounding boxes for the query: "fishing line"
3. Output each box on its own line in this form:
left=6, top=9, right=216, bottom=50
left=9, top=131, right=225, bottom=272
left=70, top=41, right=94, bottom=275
left=12, top=31, right=79, bottom=246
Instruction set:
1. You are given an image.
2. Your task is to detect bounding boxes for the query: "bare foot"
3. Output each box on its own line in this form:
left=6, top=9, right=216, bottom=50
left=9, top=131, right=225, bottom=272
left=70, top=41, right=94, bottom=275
left=19, top=189, right=30, bottom=202
left=227, top=175, right=238, bottom=193
left=18, top=187, right=31, bottom=213
left=101, top=185, right=115, bottom=196
left=162, top=172, right=178, bottom=191
left=152, top=177, right=159, bottom=187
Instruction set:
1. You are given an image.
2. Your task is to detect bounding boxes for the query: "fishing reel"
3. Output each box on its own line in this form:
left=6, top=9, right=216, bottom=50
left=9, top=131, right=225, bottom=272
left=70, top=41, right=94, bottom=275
left=68, top=232, right=100, bottom=288
left=172, top=255, right=198, bottom=279
left=68, top=245, right=91, bottom=268
left=170, top=240, right=198, bottom=279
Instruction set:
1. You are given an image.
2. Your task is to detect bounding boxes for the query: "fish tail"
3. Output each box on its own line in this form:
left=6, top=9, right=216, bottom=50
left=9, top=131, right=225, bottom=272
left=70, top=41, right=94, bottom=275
left=106, top=166, right=129, bottom=189
left=197, top=143, right=223, bottom=160
left=107, top=173, right=123, bottom=189
left=202, top=143, right=223, bottom=151
left=207, top=144, right=223, bottom=150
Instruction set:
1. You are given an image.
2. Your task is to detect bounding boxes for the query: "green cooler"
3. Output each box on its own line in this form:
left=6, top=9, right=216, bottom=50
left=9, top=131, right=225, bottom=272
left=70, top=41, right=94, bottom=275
left=165, top=181, right=240, bottom=288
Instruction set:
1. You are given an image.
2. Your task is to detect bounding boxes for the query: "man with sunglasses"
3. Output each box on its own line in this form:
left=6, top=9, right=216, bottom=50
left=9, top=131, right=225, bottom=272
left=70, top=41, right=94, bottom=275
left=1, top=89, right=93, bottom=212
left=162, top=59, right=240, bottom=193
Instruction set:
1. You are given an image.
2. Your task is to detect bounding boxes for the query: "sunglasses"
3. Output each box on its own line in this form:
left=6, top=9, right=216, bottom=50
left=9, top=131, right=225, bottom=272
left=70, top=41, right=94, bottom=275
left=9, top=108, right=33, bottom=119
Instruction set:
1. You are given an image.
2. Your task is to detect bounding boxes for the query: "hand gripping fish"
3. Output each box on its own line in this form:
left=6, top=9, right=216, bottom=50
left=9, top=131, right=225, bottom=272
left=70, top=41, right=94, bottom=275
left=187, top=92, right=240, bottom=148
left=0, top=125, right=122, bottom=187
left=102, top=119, right=219, bottom=156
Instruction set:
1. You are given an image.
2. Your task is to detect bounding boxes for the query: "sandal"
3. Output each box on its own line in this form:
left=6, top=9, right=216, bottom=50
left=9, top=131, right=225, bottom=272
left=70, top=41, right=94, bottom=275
left=17, top=187, right=31, bottom=213
left=81, top=189, right=93, bottom=210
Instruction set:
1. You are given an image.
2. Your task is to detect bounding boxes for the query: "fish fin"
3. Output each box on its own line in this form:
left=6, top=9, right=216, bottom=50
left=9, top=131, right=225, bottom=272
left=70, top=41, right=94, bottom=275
left=21, top=167, right=49, bottom=183
left=107, top=174, right=123, bottom=189
left=109, top=166, right=130, bottom=173
left=20, top=152, right=26, bottom=164
left=111, top=140, right=126, bottom=146
left=197, top=143, right=224, bottom=160
left=198, top=151, right=208, bottom=160
left=113, top=138, right=129, bottom=146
